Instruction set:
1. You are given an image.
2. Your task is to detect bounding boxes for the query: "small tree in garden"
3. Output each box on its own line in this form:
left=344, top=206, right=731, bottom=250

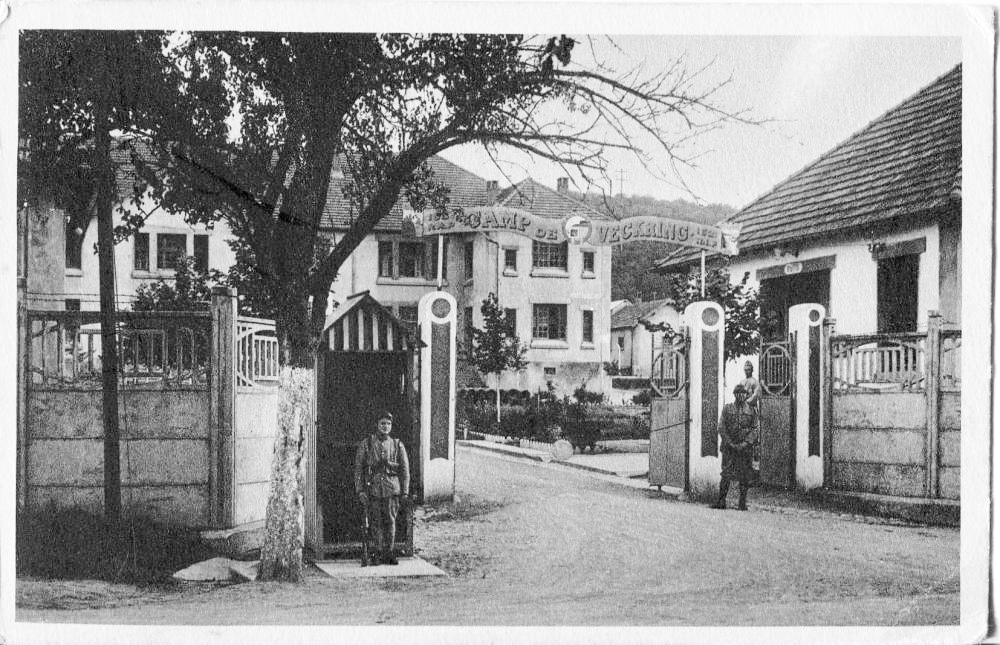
left=132, top=257, right=221, bottom=312
left=664, top=266, right=760, bottom=362
left=469, top=293, right=528, bottom=425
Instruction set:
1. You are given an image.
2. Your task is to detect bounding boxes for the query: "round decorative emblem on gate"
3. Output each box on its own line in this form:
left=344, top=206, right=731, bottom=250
left=809, top=310, right=821, bottom=323
left=431, top=298, right=451, bottom=317
left=701, top=307, right=720, bottom=326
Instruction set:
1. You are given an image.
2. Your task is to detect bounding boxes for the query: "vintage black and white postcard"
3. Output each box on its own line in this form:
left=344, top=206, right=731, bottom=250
left=0, top=2, right=993, bottom=644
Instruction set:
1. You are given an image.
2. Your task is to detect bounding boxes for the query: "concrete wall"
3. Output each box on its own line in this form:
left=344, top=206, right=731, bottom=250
left=938, top=391, right=960, bottom=500
left=829, top=392, right=927, bottom=497
left=26, top=387, right=212, bottom=526
left=234, top=388, right=280, bottom=525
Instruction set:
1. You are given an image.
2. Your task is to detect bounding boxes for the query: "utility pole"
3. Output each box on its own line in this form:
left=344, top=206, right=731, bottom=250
left=94, top=45, right=121, bottom=524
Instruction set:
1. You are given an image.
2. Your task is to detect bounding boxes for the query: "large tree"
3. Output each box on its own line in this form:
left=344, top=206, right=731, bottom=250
left=119, top=33, right=753, bottom=366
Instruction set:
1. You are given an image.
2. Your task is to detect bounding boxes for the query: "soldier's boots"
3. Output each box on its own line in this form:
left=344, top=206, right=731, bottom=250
left=711, top=480, right=730, bottom=509
left=737, top=484, right=748, bottom=511
left=383, top=551, right=399, bottom=565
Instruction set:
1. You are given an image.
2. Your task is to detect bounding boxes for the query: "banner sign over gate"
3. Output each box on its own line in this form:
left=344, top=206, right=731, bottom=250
left=404, top=206, right=740, bottom=255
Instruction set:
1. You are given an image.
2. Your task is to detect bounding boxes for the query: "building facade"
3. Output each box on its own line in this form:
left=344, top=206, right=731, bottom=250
left=655, top=65, right=962, bottom=390
left=609, top=298, right=680, bottom=377
left=324, top=160, right=613, bottom=396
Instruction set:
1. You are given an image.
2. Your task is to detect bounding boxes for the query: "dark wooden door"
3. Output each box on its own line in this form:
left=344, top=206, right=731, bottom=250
left=317, top=351, right=416, bottom=553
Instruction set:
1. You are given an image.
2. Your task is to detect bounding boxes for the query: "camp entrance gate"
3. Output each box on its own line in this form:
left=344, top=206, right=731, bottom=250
left=307, top=292, right=421, bottom=560
left=648, top=302, right=826, bottom=495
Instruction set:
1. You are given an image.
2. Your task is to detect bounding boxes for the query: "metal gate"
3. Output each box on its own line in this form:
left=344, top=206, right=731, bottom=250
left=759, top=337, right=795, bottom=487
left=648, top=332, right=688, bottom=490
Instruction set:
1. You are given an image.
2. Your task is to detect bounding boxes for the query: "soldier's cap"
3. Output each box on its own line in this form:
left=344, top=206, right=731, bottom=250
left=744, top=360, right=754, bottom=368
left=733, top=384, right=747, bottom=394
left=377, top=411, right=393, bottom=422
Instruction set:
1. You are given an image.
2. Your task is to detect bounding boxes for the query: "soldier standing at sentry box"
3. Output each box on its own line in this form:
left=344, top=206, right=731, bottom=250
left=355, top=411, right=410, bottom=565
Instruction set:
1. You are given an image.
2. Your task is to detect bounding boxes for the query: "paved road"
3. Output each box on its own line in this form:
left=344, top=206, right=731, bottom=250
left=17, top=445, right=959, bottom=627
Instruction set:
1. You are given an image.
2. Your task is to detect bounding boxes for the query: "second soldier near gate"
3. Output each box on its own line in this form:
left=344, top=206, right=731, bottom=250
left=355, top=411, right=410, bottom=565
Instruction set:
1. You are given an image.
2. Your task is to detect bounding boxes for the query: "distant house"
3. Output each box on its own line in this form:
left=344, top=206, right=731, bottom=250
left=21, top=142, right=237, bottom=314
left=654, top=64, right=962, bottom=385
left=321, top=159, right=614, bottom=395
left=609, top=298, right=679, bottom=377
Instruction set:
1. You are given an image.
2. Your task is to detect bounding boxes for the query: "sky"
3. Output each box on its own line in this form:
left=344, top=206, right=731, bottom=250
left=440, top=35, right=962, bottom=210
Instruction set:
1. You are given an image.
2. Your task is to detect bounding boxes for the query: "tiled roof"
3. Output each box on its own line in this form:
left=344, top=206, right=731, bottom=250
left=321, top=155, right=492, bottom=231
left=496, top=178, right=613, bottom=221
left=610, top=298, right=675, bottom=329
left=654, top=64, right=962, bottom=271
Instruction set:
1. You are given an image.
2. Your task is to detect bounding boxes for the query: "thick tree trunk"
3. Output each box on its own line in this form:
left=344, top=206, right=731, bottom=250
left=259, top=367, right=314, bottom=582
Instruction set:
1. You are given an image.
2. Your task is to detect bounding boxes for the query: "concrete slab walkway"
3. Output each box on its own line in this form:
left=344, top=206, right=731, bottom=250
left=314, top=556, right=446, bottom=578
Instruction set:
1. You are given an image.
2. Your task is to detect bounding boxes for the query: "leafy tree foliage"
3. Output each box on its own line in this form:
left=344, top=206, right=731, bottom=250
left=132, top=257, right=220, bottom=312
left=659, top=266, right=760, bottom=362
left=469, top=293, right=528, bottom=421
left=110, top=33, right=752, bottom=365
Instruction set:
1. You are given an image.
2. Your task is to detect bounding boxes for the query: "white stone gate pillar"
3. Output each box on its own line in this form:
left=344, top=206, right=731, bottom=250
left=685, top=301, right=725, bottom=497
left=418, top=291, right=457, bottom=502
left=789, top=303, right=825, bottom=490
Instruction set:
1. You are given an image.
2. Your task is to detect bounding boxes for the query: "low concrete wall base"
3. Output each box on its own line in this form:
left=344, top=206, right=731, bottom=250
left=200, top=520, right=267, bottom=557
left=821, top=490, right=959, bottom=527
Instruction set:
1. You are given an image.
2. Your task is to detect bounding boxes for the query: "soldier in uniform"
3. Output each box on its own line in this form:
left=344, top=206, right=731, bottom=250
left=740, top=360, right=763, bottom=480
left=355, top=411, right=410, bottom=565
left=711, top=384, right=757, bottom=511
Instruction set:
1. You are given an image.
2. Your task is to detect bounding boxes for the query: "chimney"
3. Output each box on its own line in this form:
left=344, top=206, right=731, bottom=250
left=485, top=180, right=499, bottom=205
left=556, top=177, right=569, bottom=193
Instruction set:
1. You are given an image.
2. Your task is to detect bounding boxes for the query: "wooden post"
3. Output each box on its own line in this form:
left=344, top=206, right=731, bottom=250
left=17, top=277, right=28, bottom=511
left=305, top=347, right=321, bottom=557
left=925, top=311, right=942, bottom=498
left=700, top=251, right=706, bottom=297
left=95, top=115, right=121, bottom=523
left=822, top=317, right=836, bottom=488
left=210, top=286, right=237, bottom=527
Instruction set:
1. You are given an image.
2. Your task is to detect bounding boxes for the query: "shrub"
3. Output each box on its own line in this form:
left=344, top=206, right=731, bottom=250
left=562, top=401, right=601, bottom=451
left=498, top=404, right=534, bottom=439
left=611, top=376, right=649, bottom=389
left=632, top=389, right=653, bottom=406
left=17, top=505, right=216, bottom=584
left=573, top=384, right=605, bottom=404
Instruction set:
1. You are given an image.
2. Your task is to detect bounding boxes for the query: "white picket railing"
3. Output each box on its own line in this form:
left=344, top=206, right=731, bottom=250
left=236, top=316, right=280, bottom=387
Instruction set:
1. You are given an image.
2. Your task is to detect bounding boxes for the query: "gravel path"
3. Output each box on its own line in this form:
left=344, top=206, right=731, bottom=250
left=17, top=446, right=959, bottom=627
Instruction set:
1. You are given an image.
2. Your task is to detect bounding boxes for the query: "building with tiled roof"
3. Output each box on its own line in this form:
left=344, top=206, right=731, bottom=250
left=657, top=64, right=961, bottom=332
left=654, top=65, right=961, bottom=277
left=609, top=298, right=679, bottom=377
left=325, top=162, right=613, bottom=396
left=654, top=64, right=961, bottom=392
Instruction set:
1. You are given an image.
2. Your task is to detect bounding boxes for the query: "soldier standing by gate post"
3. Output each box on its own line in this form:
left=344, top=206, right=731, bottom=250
left=355, top=411, right=410, bottom=565
left=712, top=384, right=757, bottom=510
left=741, top=360, right=763, bottom=480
